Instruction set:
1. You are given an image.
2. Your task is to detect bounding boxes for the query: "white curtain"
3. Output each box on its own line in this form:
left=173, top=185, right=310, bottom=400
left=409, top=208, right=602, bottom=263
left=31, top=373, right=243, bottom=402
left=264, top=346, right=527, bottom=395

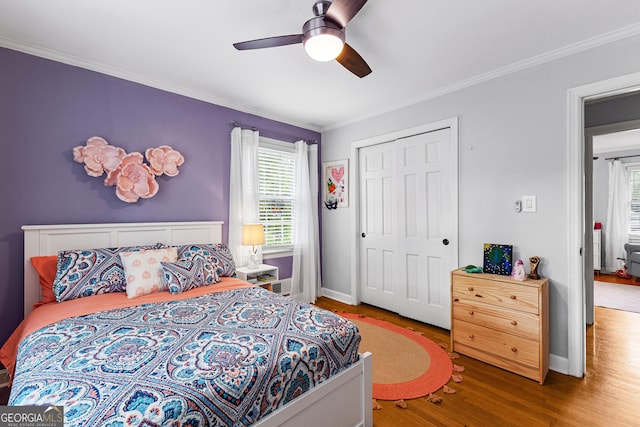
left=291, top=141, right=321, bottom=303
left=605, top=160, right=629, bottom=272
left=229, top=127, right=260, bottom=267
left=308, top=145, right=322, bottom=296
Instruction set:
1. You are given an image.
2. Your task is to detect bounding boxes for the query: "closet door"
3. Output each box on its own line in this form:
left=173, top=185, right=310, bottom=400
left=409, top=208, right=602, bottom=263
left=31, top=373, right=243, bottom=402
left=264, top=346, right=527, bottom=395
left=359, top=127, right=456, bottom=329
left=395, top=128, right=454, bottom=329
left=358, top=141, right=399, bottom=313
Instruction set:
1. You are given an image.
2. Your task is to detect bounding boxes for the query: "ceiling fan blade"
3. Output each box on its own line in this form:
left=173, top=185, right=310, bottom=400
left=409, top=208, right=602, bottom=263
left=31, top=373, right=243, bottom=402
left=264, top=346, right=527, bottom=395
left=325, top=0, right=368, bottom=28
left=233, top=34, right=303, bottom=50
left=336, top=43, right=371, bottom=78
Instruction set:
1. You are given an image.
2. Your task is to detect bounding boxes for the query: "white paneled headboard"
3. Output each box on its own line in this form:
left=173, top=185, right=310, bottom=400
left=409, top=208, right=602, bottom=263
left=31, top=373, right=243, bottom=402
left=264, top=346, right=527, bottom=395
left=22, top=221, right=224, bottom=317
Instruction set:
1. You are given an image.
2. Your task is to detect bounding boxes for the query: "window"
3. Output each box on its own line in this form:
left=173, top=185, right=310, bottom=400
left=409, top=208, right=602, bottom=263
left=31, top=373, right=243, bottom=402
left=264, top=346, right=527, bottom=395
left=258, top=139, right=296, bottom=249
left=628, top=165, right=640, bottom=242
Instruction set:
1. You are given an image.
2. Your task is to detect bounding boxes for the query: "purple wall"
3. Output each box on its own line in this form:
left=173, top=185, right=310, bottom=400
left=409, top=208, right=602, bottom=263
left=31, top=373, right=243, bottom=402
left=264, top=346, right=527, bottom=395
left=264, top=257, right=294, bottom=281
left=0, top=47, right=320, bottom=345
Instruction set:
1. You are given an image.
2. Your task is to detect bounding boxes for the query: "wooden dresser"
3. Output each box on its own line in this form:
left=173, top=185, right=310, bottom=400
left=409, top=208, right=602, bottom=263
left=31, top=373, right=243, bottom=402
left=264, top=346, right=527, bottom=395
left=450, top=269, right=549, bottom=384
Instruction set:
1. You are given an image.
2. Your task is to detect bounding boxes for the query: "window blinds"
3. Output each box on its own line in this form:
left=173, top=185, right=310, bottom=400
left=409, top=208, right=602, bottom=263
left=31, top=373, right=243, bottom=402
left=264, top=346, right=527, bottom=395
left=258, top=146, right=296, bottom=247
left=628, top=165, right=640, bottom=243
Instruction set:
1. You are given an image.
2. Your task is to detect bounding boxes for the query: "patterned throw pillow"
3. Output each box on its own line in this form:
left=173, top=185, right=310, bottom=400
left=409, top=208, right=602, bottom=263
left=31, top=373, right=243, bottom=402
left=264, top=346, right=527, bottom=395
left=121, top=248, right=178, bottom=298
left=53, top=243, right=166, bottom=302
left=162, top=258, right=209, bottom=294
left=209, top=243, right=236, bottom=277
left=177, top=243, right=236, bottom=279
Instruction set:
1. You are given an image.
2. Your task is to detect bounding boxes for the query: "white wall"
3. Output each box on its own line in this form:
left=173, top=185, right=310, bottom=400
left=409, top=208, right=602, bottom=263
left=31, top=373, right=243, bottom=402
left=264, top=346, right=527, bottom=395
left=320, top=34, right=640, bottom=363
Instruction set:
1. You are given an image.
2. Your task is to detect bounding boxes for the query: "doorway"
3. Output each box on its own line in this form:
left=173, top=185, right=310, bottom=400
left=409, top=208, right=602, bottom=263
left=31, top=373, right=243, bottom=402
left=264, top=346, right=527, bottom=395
left=587, top=119, right=640, bottom=320
left=567, top=72, right=640, bottom=378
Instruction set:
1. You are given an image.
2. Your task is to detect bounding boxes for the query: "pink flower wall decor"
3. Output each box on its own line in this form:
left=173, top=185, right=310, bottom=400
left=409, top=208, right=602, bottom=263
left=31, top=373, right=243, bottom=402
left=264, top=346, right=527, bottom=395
left=73, top=136, right=185, bottom=203
left=106, top=153, right=159, bottom=203
left=145, top=145, right=185, bottom=176
left=73, top=136, right=126, bottom=177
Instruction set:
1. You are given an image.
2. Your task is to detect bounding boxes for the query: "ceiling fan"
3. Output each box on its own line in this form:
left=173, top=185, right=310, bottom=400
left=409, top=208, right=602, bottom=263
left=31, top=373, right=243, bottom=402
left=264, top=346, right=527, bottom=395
left=233, top=0, right=371, bottom=78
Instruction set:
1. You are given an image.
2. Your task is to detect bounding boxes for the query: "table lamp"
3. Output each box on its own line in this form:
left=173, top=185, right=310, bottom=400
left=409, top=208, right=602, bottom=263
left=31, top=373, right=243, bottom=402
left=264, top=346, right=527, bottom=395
left=242, top=223, right=265, bottom=269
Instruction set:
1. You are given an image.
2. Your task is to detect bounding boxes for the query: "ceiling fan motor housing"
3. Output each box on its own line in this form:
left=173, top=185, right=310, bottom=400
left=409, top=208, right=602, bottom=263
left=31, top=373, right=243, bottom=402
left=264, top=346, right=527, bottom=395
left=302, top=17, right=345, bottom=45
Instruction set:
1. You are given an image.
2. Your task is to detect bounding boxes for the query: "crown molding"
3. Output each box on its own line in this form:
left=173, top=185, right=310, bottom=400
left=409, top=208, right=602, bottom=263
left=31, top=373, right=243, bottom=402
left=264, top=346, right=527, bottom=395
left=3, top=20, right=640, bottom=135
left=324, top=22, right=640, bottom=132
left=0, top=36, right=322, bottom=133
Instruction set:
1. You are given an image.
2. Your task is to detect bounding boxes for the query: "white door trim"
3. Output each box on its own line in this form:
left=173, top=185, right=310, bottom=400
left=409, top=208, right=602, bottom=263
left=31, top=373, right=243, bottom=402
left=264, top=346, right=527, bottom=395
left=567, top=72, right=640, bottom=378
left=349, top=117, right=459, bottom=305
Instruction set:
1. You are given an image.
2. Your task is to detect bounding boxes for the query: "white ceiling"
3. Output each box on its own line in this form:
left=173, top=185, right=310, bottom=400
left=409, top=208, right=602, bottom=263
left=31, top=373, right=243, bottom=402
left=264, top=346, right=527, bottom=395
left=593, top=128, right=640, bottom=154
left=1, top=0, right=640, bottom=131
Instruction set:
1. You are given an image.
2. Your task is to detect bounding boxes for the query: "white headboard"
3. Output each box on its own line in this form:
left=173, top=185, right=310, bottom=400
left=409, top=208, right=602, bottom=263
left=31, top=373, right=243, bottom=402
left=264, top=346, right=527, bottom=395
left=22, top=221, right=224, bottom=317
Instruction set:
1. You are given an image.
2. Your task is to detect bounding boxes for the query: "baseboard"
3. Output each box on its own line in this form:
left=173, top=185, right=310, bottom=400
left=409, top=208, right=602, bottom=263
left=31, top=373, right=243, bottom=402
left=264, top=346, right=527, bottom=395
left=320, top=287, right=356, bottom=305
left=549, top=353, right=570, bottom=375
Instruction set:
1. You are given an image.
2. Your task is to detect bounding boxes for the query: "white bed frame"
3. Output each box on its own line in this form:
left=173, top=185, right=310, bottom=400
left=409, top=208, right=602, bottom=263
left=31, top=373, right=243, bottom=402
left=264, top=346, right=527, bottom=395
left=21, top=221, right=372, bottom=427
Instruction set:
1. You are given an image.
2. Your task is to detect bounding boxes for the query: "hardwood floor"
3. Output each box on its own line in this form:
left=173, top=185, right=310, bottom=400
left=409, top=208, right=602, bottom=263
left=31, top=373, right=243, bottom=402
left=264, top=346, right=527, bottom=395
left=595, top=272, right=638, bottom=285
left=314, top=297, right=640, bottom=427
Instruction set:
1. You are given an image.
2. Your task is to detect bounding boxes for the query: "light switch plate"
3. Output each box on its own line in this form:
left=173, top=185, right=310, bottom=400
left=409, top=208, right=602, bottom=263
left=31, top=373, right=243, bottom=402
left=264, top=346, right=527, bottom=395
left=522, top=195, right=537, bottom=213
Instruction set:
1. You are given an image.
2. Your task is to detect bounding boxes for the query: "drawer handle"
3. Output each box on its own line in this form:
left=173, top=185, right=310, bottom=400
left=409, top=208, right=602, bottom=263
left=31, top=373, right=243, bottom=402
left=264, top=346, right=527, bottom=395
left=468, top=334, right=475, bottom=339
left=510, top=295, right=517, bottom=300
left=468, top=287, right=474, bottom=291
left=475, top=294, right=483, bottom=298
left=468, top=311, right=474, bottom=316
left=454, top=298, right=459, bottom=302
left=511, top=347, right=518, bottom=352
left=511, top=320, right=518, bottom=326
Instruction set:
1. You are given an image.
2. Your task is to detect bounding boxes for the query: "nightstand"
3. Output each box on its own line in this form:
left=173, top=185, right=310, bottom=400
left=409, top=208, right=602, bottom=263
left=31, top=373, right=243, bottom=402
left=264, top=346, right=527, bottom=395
left=236, top=264, right=281, bottom=293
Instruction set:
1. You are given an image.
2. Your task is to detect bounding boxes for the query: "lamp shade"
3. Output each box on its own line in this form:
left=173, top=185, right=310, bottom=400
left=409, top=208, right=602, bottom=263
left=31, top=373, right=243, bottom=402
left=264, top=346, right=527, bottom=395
left=242, top=223, right=265, bottom=246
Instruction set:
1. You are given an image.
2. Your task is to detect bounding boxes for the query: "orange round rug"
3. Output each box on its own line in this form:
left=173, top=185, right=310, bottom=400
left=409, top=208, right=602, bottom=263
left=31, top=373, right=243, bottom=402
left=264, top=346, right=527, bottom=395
left=342, top=313, right=453, bottom=400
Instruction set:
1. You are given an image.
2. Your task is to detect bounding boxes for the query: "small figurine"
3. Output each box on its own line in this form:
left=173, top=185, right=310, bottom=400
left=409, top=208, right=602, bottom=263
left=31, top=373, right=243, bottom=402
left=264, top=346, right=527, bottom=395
left=528, top=256, right=541, bottom=280
left=511, top=259, right=526, bottom=281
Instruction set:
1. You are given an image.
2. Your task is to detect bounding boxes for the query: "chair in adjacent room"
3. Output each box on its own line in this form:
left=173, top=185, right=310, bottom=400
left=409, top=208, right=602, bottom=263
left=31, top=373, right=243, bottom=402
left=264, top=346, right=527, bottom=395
left=623, top=243, right=640, bottom=279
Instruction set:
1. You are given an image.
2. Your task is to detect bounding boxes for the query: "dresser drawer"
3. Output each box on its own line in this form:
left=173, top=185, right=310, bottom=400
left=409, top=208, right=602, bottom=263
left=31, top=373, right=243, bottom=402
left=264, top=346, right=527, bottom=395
left=453, top=320, right=540, bottom=369
left=452, top=299, right=539, bottom=340
left=452, top=275, right=539, bottom=314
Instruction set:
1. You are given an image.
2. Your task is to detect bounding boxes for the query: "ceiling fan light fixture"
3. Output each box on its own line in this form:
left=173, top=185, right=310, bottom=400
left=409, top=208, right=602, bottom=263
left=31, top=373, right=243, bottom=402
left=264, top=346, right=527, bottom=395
left=233, top=0, right=371, bottom=77
left=302, top=16, right=345, bottom=62
left=304, top=32, right=344, bottom=61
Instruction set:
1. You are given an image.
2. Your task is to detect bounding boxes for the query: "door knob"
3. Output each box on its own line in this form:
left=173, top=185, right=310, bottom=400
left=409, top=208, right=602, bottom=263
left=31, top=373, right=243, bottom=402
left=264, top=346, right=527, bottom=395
left=443, top=238, right=450, bottom=245
left=361, top=233, right=366, bottom=238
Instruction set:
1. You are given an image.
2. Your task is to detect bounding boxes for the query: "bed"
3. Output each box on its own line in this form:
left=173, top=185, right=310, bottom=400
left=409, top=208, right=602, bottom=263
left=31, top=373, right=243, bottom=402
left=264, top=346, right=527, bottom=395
left=1, top=221, right=372, bottom=426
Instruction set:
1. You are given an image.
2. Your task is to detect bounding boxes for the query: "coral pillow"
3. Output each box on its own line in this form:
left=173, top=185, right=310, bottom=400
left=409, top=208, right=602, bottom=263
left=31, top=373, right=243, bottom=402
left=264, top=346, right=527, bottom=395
left=162, top=258, right=209, bottom=294
left=30, top=255, right=58, bottom=308
left=120, top=248, right=178, bottom=298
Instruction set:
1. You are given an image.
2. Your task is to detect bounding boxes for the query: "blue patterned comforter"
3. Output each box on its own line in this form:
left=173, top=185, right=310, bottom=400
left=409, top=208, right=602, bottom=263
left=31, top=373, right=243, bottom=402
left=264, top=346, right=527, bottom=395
left=9, top=287, right=361, bottom=426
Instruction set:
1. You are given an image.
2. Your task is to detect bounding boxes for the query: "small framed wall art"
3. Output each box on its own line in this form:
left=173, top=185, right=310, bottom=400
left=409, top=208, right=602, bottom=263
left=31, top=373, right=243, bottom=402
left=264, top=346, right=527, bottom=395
left=323, top=159, right=348, bottom=209
left=483, top=243, right=513, bottom=276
